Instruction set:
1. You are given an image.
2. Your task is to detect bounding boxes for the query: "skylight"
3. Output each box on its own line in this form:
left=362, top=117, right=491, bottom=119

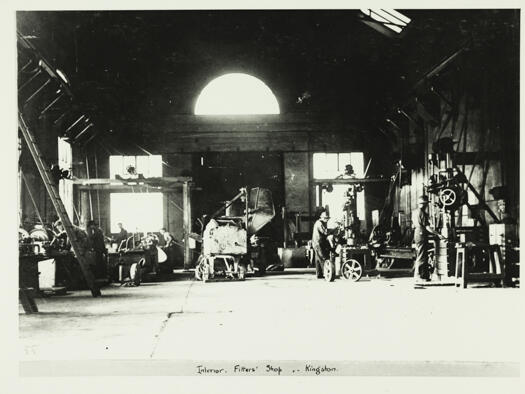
left=360, top=9, right=412, bottom=35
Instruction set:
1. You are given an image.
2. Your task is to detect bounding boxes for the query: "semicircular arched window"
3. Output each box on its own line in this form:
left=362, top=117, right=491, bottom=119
left=194, top=73, right=280, bottom=115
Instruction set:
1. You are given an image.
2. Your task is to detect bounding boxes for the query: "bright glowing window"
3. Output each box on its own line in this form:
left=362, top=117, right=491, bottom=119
left=109, top=155, right=162, bottom=178
left=194, top=73, right=280, bottom=115
left=58, top=137, right=72, bottom=170
left=110, top=193, right=163, bottom=233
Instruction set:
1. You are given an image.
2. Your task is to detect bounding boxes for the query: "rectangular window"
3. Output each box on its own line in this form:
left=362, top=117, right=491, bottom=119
left=109, top=155, right=162, bottom=179
left=58, top=137, right=72, bottom=171
left=312, top=152, right=364, bottom=179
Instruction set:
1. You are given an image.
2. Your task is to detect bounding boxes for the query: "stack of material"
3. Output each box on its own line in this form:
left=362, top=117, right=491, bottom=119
left=202, top=219, right=247, bottom=255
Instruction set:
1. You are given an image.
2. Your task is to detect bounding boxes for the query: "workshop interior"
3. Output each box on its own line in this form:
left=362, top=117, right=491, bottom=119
left=16, top=9, right=520, bottom=366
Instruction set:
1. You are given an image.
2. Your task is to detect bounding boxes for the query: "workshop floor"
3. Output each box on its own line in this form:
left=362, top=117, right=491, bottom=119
left=19, top=270, right=520, bottom=373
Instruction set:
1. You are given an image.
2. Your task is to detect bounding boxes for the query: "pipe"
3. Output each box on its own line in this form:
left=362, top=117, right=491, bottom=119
left=85, top=155, right=93, bottom=220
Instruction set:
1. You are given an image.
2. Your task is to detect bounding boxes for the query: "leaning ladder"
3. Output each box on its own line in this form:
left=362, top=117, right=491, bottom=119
left=18, top=113, right=101, bottom=297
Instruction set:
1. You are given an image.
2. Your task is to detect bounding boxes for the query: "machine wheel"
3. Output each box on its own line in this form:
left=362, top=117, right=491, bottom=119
left=130, top=262, right=141, bottom=286
left=439, top=188, right=457, bottom=207
left=341, top=259, right=363, bottom=282
left=195, top=255, right=210, bottom=282
left=323, top=260, right=336, bottom=282
left=19, top=228, right=30, bottom=241
left=196, top=262, right=207, bottom=282
left=202, top=270, right=209, bottom=283
left=238, top=264, right=247, bottom=281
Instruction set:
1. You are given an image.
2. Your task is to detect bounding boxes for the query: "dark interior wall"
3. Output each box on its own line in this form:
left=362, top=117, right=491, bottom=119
left=393, top=35, right=520, bottom=234
left=163, top=153, right=193, bottom=241
left=283, top=152, right=310, bottom=214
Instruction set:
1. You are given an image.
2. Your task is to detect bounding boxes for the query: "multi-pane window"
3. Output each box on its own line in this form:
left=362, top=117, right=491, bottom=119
left=360, top=9, right=411, bottom=34
left=109, top=155, right=162, bottom=179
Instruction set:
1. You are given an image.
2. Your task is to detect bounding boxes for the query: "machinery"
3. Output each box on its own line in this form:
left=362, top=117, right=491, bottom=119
left=367, top=138, right=511, bottom=288
left=418, top=137, right=506, bottom=287
left=195, top=187, right=275, bottom=282
left=311, top=165, right=378, bottom=282
left=368, top=163, right=416, bottom=276
left=18, top=221, right=95, bottom=293
left=108, top=232, right=163, bottom=286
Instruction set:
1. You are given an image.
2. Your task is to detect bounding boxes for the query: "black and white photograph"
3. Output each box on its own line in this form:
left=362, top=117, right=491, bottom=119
left=7, top=2, right=522, bottom=388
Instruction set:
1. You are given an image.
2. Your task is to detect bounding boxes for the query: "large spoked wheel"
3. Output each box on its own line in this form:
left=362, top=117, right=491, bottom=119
left=341, top=259, right=363, bottom=282
left=323, top=260, right=336, bottom=282
left=195, top=255, right=208, bottom=282
left=439, top=188, right=457, bottom=207
left=130, top=262, right=142, bottom=286
left=197, top=262, right=209, bottom=282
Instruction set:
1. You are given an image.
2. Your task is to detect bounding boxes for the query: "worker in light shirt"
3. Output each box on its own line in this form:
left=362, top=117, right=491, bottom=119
left=312, top=210, right=332, bottom=279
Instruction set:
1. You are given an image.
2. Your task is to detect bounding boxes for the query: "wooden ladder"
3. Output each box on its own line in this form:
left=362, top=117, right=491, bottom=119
left=18, top=113, right=101, bottom=297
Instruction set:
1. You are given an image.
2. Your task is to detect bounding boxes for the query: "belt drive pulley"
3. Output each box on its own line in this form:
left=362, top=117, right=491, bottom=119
left=438, top=187, right=461, bottom=209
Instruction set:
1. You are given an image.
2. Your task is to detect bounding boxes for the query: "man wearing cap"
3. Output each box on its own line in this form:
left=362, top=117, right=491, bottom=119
left=413, top=195, right=442, bottom=280
left=312, top=210, right=331, bottom=279
left=86, top=220, right=108, bottom=279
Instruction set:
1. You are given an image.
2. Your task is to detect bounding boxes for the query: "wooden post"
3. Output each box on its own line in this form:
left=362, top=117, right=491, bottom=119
left=19, top=288, right=38, bottom=314
left=182, top=181, right=192, bottom=269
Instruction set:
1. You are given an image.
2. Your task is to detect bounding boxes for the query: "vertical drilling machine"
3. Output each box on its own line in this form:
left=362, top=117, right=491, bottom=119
left=421, top=137, right=505, bottom=287
left=312, top=165, right=383, bottom=282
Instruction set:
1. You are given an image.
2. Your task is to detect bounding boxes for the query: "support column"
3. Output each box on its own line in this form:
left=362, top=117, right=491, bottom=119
left=18, top=137, right=23, bottom=224
left=182, top=181, right=192, bottom=269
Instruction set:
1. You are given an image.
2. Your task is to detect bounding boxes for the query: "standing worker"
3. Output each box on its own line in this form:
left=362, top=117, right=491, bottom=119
left=413, top=195, right=442, bottom=281
left=312, top=210, right=331, bottom=279
left=86, top=220, right=108, bottom=279
left=159, top=228, right=176, bottom=273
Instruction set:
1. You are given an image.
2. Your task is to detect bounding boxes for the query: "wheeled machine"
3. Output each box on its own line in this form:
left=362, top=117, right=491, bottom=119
left=312, top=165, right=383, bottom=283
left=195, top=187, right=275, bottom=282
left=322, top=246, right=371, bottom=282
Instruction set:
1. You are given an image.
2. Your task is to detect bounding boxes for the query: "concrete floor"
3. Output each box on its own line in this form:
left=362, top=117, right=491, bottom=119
left=19, top=269, right=520, bottom=373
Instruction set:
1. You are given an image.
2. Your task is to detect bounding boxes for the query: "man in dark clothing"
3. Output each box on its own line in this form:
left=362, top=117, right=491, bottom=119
left=413, top=195, right=442, bottom=280
left=312, top=211, right=331, bottom=279
left=87, top=220, right=108, bottom=278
